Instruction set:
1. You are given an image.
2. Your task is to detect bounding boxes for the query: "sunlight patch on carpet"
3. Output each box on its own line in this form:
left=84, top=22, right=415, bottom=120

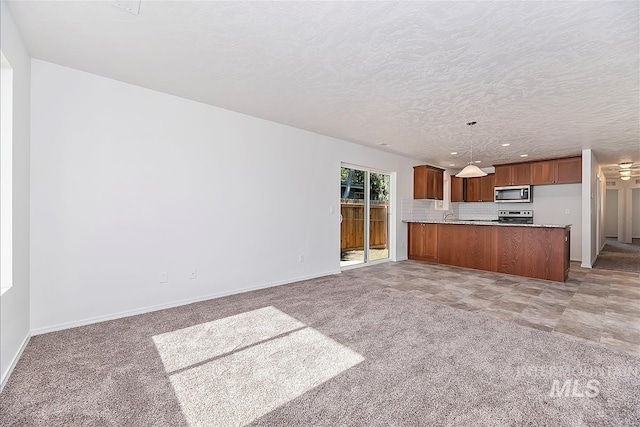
left=152, top=306, right=305, bottom=372
left=153, top=306, right=364, bottom=426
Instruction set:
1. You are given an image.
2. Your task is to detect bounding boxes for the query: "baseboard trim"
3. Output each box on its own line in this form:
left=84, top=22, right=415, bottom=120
left=580, top=253, right=598, bottom=269
left=395, top=256, right=408, bottom=261
left=31, top=270, right=340, bottom=336
left=1, top=332, right=31, bottom=393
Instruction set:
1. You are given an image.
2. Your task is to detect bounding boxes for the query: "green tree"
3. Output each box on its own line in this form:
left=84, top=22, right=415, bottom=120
left=341, top=168, right=388, bottom=201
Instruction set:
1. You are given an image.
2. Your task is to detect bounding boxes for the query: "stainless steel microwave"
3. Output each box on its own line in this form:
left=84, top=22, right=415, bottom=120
left=494, top=185, right=532, bottom=203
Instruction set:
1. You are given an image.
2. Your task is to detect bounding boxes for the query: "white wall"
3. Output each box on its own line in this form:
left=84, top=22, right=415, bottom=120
left=633, top=188, right=640, bottom=238
left=581, top=149, right=604, bottom=267
left=0, top=1, right=31, bottom=390
left=620, top=188, right=633, bottom=243
left=606, top=177, right=640, bottom=243
left=605, top=189, right=619, bottom=237
left=30, top=59, right=418, bottom=332
left=531, top=184, right=582, bottom=261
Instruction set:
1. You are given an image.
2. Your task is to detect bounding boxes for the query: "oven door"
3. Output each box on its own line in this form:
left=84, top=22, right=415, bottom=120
left=498, top=217, right=533, bottom=224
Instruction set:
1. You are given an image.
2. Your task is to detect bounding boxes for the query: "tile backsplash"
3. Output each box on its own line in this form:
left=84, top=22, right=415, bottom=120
left=457, top=202, right=533, bottom=220
left=402, top=198, right=533, bottom=221
left=401, top=198, right=447, bottom=221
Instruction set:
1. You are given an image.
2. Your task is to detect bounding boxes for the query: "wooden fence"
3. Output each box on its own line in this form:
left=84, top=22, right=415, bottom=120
left=341, top=200, right=388, bottom=251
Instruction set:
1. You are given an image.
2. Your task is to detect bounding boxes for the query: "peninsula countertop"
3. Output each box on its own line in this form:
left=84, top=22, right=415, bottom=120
left=402, top=220, right=571, bottom=229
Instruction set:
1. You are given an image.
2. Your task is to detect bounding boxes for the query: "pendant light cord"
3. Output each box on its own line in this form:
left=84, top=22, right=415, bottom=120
left=467, top=121, right=477, bottom=165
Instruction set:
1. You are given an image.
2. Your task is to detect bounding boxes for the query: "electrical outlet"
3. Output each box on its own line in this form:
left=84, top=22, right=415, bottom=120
left=329, top=206, right=335, bottom=214
left=189, top=268, right=197, bottom=279
left=159, top=271, right=168, bottom=283
left=299, top=254, right=304, bottom=263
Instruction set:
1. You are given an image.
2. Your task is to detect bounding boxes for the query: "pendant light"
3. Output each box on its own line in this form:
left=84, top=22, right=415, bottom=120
left=455, top=121, right=487, bottom=178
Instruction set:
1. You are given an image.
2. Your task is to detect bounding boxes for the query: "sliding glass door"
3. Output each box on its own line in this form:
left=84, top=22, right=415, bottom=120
left=340, top=166, right=390, bottom=269
left=369, top=172, right=390, bottom=262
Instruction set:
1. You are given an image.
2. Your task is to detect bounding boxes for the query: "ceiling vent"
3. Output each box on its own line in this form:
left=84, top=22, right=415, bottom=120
left=636, top=179, right=640, bottom=184
left=606, top=181, right=617, bottom=186
left=115, top=0, right=141, bottom=15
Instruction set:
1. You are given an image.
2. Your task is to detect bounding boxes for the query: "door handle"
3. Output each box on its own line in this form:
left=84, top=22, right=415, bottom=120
left=339, top=214, right=343, bottom=224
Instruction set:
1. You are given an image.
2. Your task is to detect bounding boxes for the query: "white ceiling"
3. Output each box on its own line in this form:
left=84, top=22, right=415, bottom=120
left=7, top=1, right=640, bottom=176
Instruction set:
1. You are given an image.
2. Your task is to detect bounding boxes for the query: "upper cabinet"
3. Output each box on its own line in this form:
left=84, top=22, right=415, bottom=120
left=494, top=163, right=531, bottom=186
left=531, top=157, right=582, bottom=185
left=481, top=174, right=496, bottom=201
left=414, top=165, right=444, bottom=200
left=451, top=176, right=465, bottom=202
left=466, top=174, right=495, bottom=202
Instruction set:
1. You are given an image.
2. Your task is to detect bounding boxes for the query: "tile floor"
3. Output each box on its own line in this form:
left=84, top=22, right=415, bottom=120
left=342, top=261, right=640, bottom=357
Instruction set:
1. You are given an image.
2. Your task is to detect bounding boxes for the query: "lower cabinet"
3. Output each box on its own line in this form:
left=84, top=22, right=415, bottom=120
left=492, top=226, right=570, bottom=282
left=408, top=223, right=438, bottom=262
left=408, top=223, right=569, bottom=282
left=437, top=224, right=493, bottom=270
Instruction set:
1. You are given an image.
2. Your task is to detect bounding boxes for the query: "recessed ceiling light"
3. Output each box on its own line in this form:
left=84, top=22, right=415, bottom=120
left=450, top=152, right=458, bottom=155
left=474, top=160, right=481, bottom=163
left=501, top=143, right=510, bottom=147
left=449, top=163, right=456, bottom=167
left=620, top=176, right=631, bottom=181
left=520, top=154, right=529, bottom=157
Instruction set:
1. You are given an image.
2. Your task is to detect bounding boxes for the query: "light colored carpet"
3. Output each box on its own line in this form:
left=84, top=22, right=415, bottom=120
left=1, top=274, right=638, bottom=426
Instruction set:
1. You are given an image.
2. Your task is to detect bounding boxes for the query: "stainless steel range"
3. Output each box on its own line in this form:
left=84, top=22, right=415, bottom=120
left=498, top=210, right=533, bottom=224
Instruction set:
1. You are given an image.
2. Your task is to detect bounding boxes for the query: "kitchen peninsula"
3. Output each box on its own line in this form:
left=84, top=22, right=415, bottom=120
left=406, top=220, right=571, bottom=282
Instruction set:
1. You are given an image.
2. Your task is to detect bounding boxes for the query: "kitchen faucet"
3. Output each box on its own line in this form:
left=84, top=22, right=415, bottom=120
left=443, top=212, right=455, bottom=222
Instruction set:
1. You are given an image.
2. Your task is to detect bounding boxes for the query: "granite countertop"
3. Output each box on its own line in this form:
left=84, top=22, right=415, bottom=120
left=403, top=220, right=570, bottom=229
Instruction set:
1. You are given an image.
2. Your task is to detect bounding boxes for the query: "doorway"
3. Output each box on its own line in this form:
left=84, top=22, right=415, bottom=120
left=340, top=166, right=391, bottom=269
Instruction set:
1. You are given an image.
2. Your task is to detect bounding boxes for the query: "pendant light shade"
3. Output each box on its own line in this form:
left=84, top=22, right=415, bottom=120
left=455, top=121, right=487, bottom=178
left=456, top=164, right=487, bottom=178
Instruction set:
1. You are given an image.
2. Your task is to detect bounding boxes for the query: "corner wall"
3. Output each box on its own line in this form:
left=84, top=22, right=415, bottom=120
left=30, top=59, right=418, bottom=333
left=0, top=1, right=31, bottom=390
left=581, top=149, right=604, bottom=267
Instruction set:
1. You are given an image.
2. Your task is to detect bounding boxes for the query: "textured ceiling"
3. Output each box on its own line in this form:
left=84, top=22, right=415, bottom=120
left=7, top=1, right=640, bottom=175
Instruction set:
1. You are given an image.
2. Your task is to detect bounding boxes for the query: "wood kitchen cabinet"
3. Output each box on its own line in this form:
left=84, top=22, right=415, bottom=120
left=466, top=174, right=495, bottom=202
left=413, top=166, right=444, bottom=200
left=437, top=224, right=493, bottom=270
left=407, top=222, right=570, bottom=282
left=494, top=163, right=531, bottom=186
left=531, top=157, right=582, bottom=185
left=481, top=174, right=495, bottom=202
left=408, top=223, right=438, bottom=261
left=450, top=176, right=465, bottom=202
left=467, top=177, right=480, bottom=202
left=492, top=226, right=570, bottom=282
